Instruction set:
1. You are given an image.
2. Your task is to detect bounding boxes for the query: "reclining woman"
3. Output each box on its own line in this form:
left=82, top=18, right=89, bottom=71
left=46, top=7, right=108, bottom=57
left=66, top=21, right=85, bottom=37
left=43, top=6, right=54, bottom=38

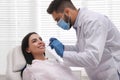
left=21, top=32, right=79, bottom=80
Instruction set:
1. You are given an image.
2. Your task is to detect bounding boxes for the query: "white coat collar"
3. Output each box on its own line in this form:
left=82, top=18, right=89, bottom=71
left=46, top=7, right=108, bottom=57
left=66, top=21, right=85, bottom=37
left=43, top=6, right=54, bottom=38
left=73, top=8, right=87, bottom=30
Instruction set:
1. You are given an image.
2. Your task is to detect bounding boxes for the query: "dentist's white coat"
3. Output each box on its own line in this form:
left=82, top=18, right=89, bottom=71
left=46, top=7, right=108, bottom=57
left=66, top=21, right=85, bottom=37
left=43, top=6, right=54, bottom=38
left=63, top=8, right=120, bottom=80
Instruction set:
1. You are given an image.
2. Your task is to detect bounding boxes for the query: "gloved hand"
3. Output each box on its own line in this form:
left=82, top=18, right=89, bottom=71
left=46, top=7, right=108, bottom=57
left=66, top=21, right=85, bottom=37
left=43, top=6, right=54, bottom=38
left=49, top=38, right=64, bottom=57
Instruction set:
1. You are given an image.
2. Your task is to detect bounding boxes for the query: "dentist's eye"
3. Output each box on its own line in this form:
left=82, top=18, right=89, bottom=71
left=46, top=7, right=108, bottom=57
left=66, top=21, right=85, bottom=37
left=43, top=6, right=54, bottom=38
left=55, top=17, right=60, bottom=22
left=57, top=18, right=60, bottom=22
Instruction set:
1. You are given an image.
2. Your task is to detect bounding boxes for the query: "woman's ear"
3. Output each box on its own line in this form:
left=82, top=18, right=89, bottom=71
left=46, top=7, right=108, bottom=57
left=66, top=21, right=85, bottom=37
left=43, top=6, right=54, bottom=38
left=26, top=48, right=31, bottom=53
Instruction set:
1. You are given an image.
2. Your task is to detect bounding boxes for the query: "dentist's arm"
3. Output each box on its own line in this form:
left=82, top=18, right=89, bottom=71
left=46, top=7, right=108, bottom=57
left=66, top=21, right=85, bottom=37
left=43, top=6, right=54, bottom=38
left=63, top=20, right=108, bottom=68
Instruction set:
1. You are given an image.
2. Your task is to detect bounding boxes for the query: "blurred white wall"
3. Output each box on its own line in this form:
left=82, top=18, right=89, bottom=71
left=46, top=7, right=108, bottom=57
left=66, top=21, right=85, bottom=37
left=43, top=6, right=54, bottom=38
left=0, top=0, right=120, bottom=75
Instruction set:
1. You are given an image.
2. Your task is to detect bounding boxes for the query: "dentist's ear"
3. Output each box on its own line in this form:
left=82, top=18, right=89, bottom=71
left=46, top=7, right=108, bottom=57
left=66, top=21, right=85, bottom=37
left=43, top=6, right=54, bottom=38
left=64, top=8, right=70, bottom=16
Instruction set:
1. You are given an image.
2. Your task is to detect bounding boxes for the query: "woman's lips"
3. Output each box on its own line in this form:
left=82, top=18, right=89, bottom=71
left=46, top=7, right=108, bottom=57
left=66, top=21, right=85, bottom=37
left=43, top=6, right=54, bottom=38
left=38, top=45, right=45, bottom=49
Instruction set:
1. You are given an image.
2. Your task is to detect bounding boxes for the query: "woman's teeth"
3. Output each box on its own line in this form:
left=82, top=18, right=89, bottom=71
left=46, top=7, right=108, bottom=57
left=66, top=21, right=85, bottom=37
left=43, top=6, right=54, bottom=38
left=39, top=46, right=44, bottom=49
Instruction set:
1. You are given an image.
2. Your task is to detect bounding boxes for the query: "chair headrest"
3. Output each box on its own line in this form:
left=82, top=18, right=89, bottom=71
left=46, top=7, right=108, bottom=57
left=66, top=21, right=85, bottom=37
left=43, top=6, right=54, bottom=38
left=12, top=45, right=26, bottom=72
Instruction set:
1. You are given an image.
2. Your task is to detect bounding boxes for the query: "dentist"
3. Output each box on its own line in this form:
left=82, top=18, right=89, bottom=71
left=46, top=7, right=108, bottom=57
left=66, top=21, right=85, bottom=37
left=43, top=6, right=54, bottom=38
left=47, top=0, right=120, bottom=80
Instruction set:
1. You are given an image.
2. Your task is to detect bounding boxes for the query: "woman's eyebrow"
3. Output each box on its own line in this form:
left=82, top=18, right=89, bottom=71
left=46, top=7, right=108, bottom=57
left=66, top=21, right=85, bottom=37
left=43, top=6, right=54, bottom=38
left=31, top=37, right=42, bottom=42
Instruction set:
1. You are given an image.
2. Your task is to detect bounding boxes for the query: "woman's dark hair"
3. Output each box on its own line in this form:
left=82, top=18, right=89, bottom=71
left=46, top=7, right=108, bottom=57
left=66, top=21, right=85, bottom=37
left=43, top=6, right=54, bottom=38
left=21, top=32, right=37, bottom=65
left=21, top=32, right=37, bottom=77
left=47, top=0, right=76, bottom=14
left=21, top=32, right=46, bottom=77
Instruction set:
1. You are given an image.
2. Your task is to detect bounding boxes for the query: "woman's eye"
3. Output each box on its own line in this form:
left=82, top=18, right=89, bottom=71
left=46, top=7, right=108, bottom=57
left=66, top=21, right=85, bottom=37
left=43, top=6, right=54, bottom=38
left=32, top=39, right=37, bottom=43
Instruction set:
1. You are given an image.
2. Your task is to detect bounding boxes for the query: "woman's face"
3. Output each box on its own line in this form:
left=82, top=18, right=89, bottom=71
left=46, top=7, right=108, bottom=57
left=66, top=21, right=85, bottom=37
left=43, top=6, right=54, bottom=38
left=26, top=34, right=45, bottom=56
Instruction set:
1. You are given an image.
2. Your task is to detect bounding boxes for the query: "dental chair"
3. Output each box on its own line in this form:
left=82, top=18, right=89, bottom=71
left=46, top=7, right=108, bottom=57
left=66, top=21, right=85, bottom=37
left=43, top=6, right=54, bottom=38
left=6, top=45, right=58, bottom=80
left=6, top=45, right=26, bottom=80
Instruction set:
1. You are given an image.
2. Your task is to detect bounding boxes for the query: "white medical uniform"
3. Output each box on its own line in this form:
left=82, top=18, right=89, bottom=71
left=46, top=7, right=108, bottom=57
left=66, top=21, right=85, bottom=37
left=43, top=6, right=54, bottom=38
left=23, top=59, right=79, bottom=80
left=63, top=8, right=120, bottom=80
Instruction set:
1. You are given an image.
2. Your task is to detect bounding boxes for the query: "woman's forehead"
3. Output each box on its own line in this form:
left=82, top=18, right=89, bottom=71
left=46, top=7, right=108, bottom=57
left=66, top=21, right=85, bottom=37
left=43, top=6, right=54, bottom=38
left=29, top=34, right=41, bottom=40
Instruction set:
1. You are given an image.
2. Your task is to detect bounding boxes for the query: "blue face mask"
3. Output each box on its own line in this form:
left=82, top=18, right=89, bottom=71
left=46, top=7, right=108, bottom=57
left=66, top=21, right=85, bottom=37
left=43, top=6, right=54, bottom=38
left=57, top=18, right=70, bottom=30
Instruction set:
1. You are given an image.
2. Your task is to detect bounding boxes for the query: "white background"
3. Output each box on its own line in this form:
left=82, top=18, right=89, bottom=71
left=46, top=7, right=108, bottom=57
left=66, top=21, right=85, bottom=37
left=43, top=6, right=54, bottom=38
left=0, top=0, right=120, bottom=75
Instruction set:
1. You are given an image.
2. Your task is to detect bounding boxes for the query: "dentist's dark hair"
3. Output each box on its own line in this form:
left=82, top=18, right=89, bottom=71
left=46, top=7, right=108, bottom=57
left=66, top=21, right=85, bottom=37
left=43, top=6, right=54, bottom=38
left=47, top=0, right=76, bottom=14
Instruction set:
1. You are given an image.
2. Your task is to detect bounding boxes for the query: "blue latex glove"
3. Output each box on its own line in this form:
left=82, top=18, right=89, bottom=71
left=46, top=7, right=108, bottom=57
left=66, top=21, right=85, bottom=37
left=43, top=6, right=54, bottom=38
left=49, top=38, right=64, bottom=57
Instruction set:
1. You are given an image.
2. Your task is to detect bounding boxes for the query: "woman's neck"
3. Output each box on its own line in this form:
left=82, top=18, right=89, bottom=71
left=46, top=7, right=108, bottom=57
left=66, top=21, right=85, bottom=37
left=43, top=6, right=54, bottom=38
left=34, top=54, right=46, bottom=60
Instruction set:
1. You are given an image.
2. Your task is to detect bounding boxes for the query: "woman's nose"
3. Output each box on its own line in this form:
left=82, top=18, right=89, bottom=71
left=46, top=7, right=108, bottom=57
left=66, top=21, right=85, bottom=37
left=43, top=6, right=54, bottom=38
left=38, top=40, right=43, bottom=44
